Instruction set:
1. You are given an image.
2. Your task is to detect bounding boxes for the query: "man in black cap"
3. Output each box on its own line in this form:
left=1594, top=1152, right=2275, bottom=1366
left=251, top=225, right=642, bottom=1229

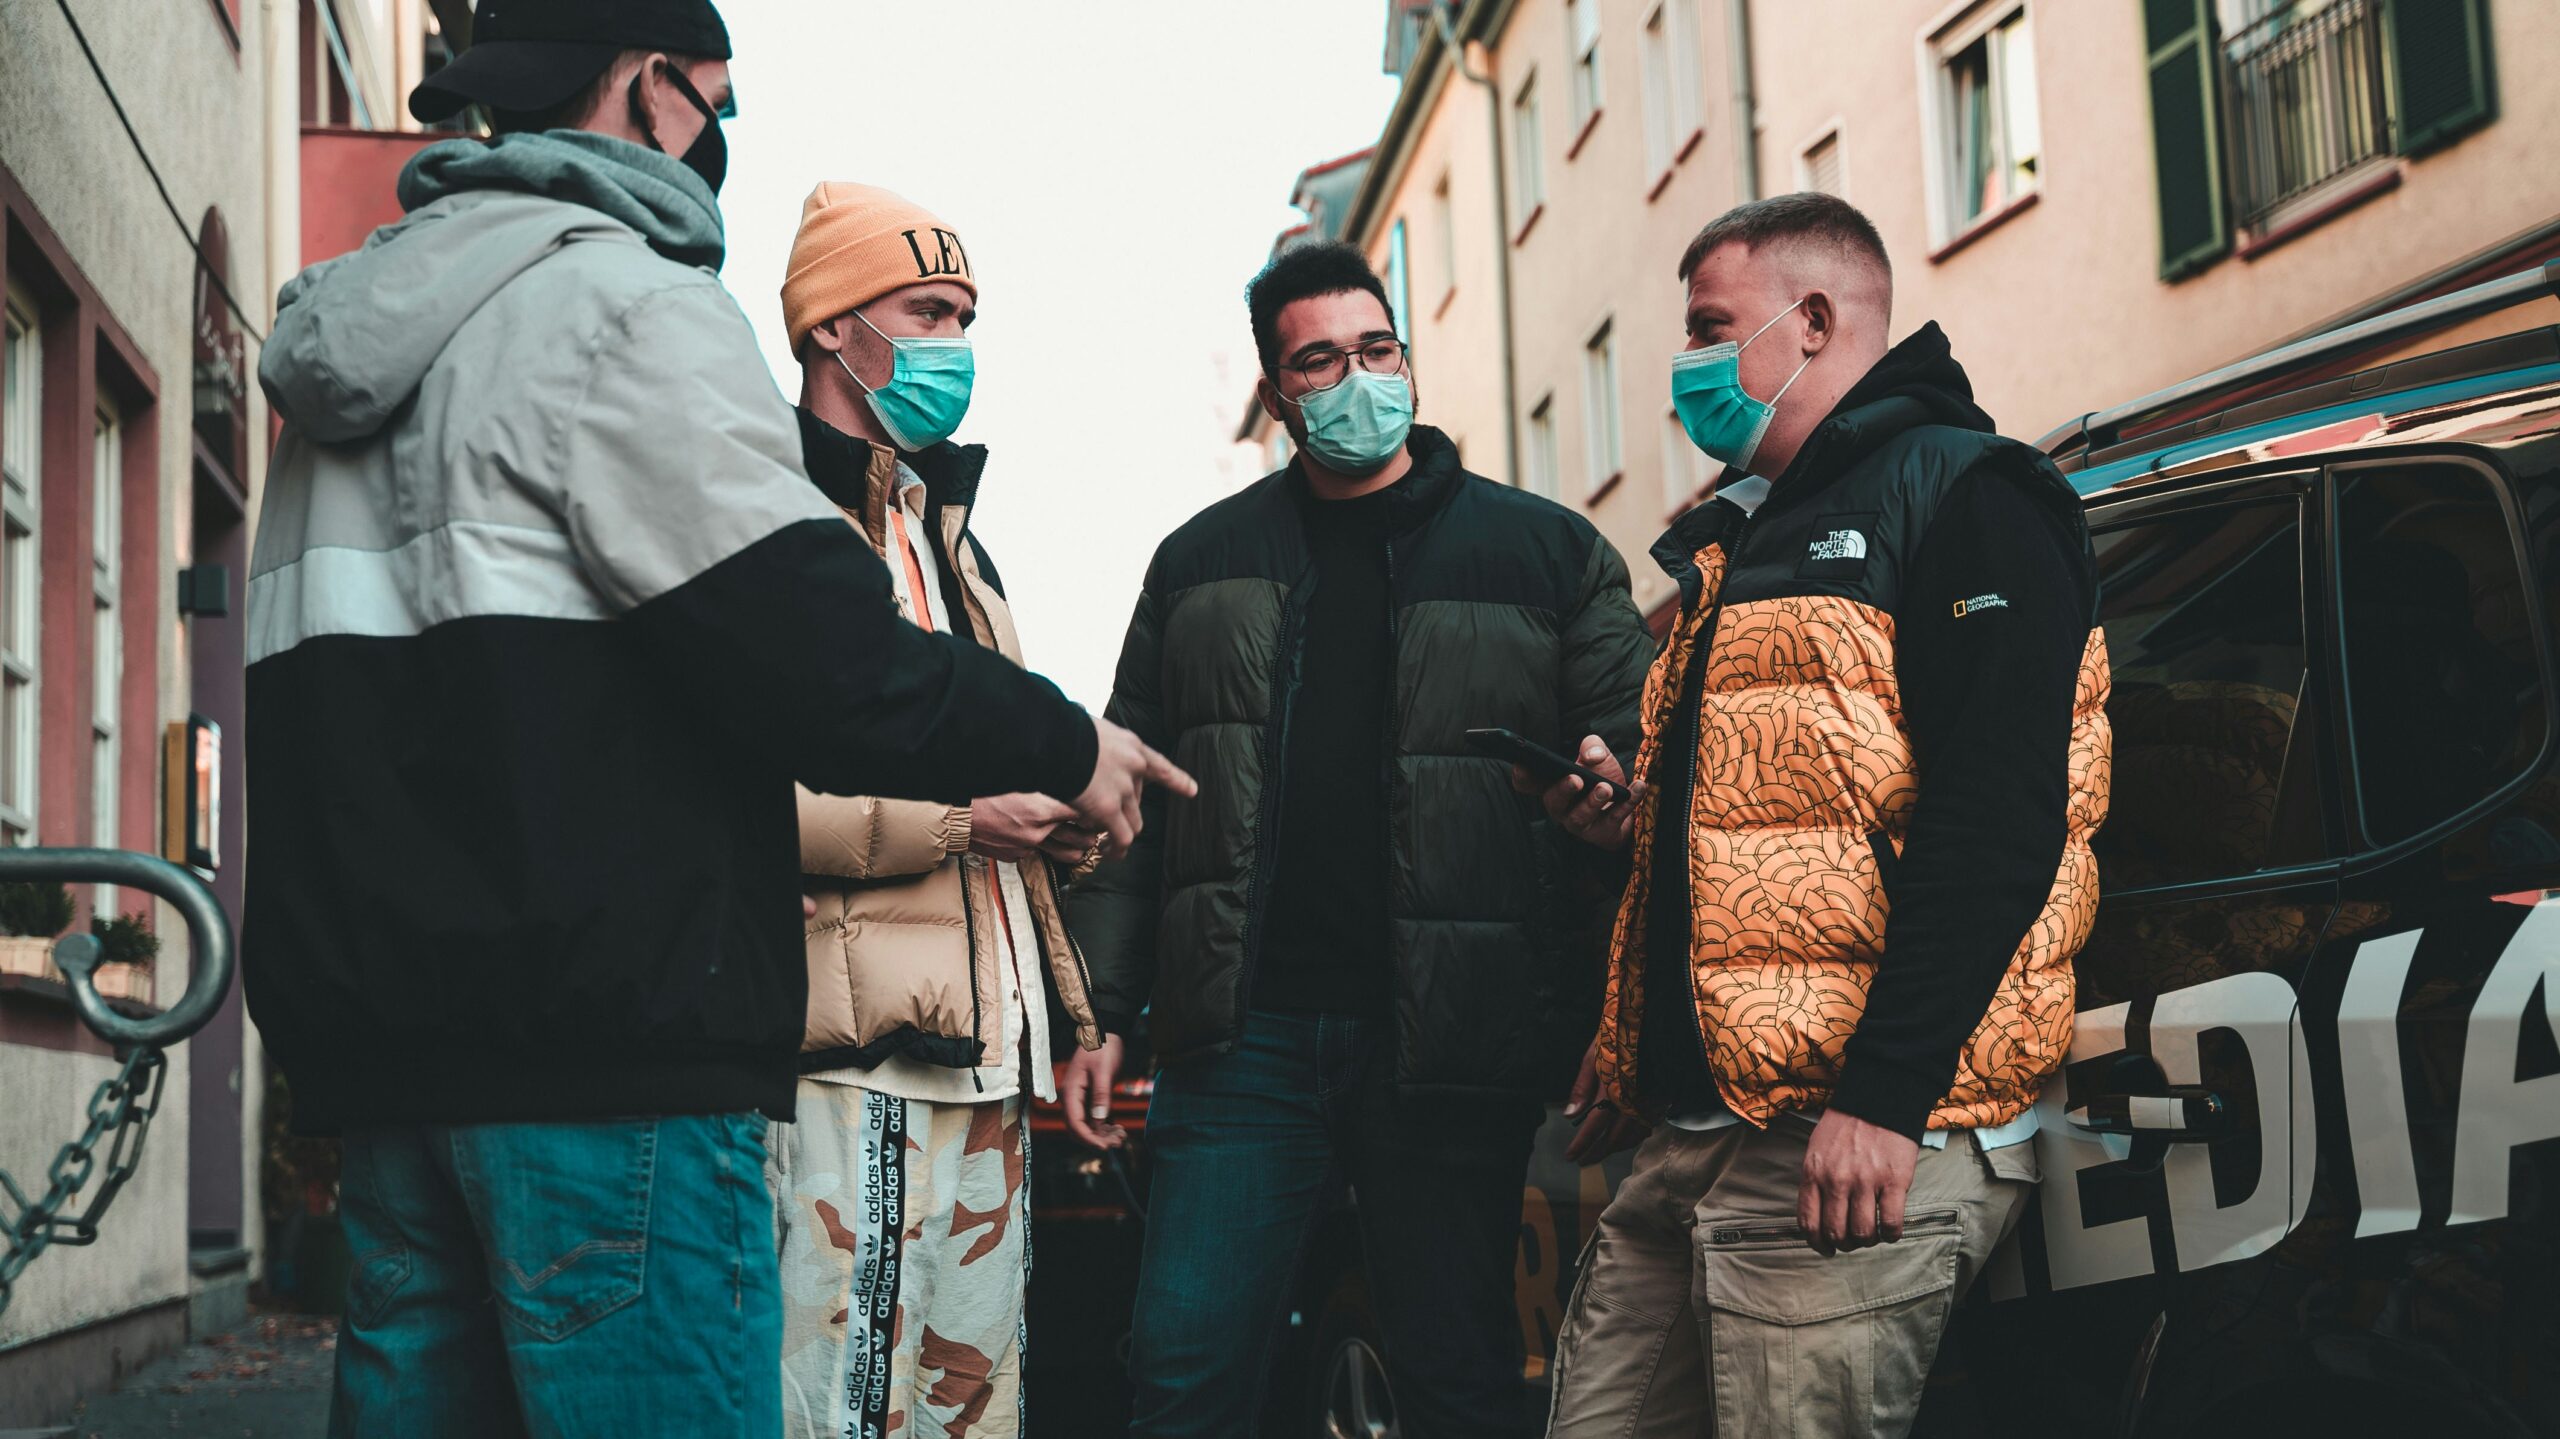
left=409, top=0, right=737, bottom=188
left=246, top=2, right=1190, bottom=1435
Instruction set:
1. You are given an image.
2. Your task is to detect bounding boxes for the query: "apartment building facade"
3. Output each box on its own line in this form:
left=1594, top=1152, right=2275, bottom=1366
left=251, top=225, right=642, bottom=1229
left=0, top=0, right=440, bottom=1420
left=1303, top=0, right=2557, bottom=623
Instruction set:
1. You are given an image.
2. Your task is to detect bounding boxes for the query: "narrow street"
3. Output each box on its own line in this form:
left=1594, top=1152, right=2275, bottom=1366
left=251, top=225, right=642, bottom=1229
left=52, top=1314, right=331, bottom=1439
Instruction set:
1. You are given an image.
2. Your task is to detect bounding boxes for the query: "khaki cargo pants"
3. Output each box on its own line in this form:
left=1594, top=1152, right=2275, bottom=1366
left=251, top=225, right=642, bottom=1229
left=1546, top=1113, right=2034, bottom=1439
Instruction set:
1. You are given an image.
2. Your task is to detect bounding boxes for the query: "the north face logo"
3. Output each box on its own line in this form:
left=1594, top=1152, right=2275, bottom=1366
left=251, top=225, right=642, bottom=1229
left=1807, top=529, right=1868, bottom=562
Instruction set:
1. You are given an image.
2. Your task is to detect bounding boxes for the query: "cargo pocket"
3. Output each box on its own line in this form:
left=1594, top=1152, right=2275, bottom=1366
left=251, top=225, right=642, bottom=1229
left=455, top=1119, right=657, bottom=1343
left=1696, top=1209, right=1963, bottom=1436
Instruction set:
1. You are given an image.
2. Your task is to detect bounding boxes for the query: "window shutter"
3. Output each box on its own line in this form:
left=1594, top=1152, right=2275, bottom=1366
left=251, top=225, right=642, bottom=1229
left=2145, top=0, right=2229, bottom=281
left=2388, top=0, right=2496, bottom=158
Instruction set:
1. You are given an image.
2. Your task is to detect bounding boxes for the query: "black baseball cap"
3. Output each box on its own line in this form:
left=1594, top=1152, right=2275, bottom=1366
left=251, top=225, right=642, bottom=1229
left=409, top=0, right=733, bottom=124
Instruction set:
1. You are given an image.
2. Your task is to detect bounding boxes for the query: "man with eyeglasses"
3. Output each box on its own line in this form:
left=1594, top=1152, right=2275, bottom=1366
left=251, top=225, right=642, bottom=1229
left=1062, top=241, right=1655, bottom=1438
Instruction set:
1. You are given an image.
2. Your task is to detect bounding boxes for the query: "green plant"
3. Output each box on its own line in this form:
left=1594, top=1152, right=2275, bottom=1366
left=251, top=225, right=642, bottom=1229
left=91, top=912, right=160, bottom=967
left=0, top=881, right=74, bottom=940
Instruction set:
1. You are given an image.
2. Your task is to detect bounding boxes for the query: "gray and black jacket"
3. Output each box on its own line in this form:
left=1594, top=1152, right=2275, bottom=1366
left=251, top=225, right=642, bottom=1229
left=244, top=133, right=1095, bottom=1132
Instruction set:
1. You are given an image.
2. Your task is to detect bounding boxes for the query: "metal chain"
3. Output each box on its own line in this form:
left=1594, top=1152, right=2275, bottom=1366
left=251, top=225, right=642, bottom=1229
left=0, top=1044, right=168, bottom=1320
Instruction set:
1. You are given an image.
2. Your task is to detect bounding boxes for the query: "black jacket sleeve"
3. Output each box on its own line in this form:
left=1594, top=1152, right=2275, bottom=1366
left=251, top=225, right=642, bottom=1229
left=1827, top=467, right=2094, bottom=1141
left=628, top=520, right=1099, bottom=806
left=563, top=284, right=1097, bottom=808
left=1059, top=566, right=1172, bottom=1037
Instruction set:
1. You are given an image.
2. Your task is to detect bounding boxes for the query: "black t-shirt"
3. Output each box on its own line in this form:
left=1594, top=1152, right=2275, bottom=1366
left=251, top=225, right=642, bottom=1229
left=1255, top=478, right=1408, bottom=1014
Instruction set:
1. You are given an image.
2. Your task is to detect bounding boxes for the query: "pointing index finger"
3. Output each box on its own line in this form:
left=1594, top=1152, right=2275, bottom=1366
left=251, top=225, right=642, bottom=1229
left=1146, top=749, right=1198, bottom=797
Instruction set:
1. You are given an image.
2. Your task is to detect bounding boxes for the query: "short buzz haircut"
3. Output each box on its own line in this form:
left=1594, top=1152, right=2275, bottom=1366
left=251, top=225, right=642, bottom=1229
left=1246, top=241, right=1397, bottom=380
left=1676, top=191, right=1893, bottom=296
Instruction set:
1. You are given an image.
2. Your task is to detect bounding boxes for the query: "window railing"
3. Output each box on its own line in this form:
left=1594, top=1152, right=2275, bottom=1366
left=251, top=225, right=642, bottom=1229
left=2220, top=0, right=2392, bottom=234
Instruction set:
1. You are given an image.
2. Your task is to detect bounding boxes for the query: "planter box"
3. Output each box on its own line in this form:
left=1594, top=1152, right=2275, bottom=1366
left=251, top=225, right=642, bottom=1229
left=0, top=934, right=56, bottom=981
left=93, top=963, right=153, bottom=1002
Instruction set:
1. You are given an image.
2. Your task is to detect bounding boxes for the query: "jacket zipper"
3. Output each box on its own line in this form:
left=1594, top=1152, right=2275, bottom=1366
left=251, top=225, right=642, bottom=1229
left=1043, top=866, right=1098, bottom=1022
left=1380, top=535, right=1404, bottom=1042
left=936, top=498, right=993, bottom=1092
left=1233, top=569, right=1312, bottom=1048
left=958, top=855, right=986, bottom=1092
left=1675, top=513, right=1750, bottom=1093
left=1706, top=1207, right=1963, bottom=1247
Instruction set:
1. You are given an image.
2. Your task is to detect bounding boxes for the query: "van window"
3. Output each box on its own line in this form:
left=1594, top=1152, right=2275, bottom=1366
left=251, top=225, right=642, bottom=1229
left=2091, top=498, right=2325, bottom=890
left=2334, top=462, right=2545, bottom=847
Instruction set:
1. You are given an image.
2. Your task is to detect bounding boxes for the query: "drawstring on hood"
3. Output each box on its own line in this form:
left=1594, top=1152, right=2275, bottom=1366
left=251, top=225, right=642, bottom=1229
left=260, top=131, right=725, bottom=446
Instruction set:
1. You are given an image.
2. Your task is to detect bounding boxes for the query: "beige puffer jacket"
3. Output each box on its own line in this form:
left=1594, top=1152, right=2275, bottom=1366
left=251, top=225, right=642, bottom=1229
left=795, top=412, right=1101, bottom=1074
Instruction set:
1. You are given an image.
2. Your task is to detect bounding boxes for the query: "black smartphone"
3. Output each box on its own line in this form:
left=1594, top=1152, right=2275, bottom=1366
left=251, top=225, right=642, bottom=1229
left=1465, top=727, right=1621, bottom=803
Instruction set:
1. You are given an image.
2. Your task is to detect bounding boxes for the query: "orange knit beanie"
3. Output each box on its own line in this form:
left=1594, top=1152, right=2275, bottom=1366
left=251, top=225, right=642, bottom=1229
left=781, top=182, right=977, bottom=353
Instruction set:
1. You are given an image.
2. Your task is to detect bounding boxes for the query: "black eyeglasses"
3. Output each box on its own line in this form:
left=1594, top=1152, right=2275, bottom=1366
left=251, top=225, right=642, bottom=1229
left=1285, top=340, right=1409, bottom=392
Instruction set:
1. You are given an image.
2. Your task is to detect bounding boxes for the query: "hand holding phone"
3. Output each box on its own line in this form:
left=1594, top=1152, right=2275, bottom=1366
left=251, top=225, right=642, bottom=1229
left=1464, top=728, right=1620, bottom=804
left=1472, top=730, right=1643, bottom=852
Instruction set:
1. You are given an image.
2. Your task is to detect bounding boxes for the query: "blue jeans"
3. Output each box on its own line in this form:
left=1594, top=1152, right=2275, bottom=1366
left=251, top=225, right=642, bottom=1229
left=1127, top=1010, right=1542, bottom=1439
left=330, top=1113, right=780, bottom=1439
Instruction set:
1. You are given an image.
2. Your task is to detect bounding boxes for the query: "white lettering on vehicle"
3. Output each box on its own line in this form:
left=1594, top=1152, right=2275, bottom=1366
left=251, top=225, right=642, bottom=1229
left=2338, top=929, right=2423, bottom=1237
left=1995, top=900, right=2560, bottom=1298
left=2451, top=903, right=2560, bottom=1224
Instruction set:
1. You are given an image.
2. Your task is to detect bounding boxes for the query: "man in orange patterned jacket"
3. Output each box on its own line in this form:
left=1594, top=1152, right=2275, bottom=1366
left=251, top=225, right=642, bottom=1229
left=1530, top=193, right=2110, bottom=1437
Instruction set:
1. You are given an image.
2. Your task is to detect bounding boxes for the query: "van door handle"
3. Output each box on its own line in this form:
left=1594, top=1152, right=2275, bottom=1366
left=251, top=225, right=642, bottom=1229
left=2065, top=1086, right=2234, bottom=1142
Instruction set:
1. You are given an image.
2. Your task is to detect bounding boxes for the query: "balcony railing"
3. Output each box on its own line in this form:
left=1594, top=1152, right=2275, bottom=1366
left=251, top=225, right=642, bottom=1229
left=2221, top=0, right=2392, bottom=234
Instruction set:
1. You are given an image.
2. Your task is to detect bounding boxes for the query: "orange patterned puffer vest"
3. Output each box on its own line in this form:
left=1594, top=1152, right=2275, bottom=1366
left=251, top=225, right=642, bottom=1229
left=1596, top=426, right=2112, bottom=1133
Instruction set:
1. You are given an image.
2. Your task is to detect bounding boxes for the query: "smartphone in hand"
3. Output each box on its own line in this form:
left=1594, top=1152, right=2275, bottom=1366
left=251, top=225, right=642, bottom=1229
left=1464, top=728, right=1622, bottom=806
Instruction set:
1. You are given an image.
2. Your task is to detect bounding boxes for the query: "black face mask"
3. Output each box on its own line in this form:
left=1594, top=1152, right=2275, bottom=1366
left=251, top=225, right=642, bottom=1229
left=630, top=61, right=727, bottom=197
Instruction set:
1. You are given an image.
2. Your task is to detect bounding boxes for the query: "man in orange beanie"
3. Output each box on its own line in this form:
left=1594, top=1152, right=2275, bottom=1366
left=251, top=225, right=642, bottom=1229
left=767, top=182, right=1098, bottom=1439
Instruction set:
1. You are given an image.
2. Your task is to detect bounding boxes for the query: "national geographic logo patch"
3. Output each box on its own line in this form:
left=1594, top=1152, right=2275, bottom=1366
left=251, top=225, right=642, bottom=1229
left=1952, top=593, right=2010, bottom=618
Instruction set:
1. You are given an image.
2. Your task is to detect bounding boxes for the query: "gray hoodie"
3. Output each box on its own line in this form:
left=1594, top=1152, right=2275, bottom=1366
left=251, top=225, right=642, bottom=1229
left=242, top=132, right=1098, bottom=1131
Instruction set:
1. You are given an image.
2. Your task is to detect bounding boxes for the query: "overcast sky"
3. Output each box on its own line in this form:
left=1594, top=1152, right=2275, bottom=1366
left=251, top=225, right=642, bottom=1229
left=714, top=1, right=1401, bottom=710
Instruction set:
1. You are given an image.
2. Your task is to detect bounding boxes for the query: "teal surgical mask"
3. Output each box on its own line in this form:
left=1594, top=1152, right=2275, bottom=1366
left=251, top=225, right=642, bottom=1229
left=1288, top=370, right=1414, bottom=476
left=1670, top=297, right=1813, bottom=476
left=839, top=309, right=974, bottom=452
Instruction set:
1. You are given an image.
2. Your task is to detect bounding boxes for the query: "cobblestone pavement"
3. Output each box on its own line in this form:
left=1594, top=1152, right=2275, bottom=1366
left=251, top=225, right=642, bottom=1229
left=62, top=1313, right=333, bottom=1438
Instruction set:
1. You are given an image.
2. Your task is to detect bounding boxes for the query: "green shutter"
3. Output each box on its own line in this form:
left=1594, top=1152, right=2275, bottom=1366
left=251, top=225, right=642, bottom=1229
left=2389, top=0, right=2497, bottom=157
left=2145, top=0, right=2229, bottom=281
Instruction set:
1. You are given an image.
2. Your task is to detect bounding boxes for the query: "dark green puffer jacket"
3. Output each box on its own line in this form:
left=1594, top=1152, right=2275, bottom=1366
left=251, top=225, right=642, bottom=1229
left=1065, top=426, right=1656, bottom=1098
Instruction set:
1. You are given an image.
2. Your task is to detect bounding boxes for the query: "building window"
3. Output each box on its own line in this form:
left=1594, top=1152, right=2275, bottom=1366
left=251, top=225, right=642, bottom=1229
left=1, top=290, right=41, bottom=847
left=300, top=0, right=374, bottom=128
left=1526, top=395, right=1559, bottom=499
left=1385, top=217, right=1414, bottom=341
left=92, top=404, right=121, bottom=896
left=1583, top=320, right=1622, bottom=495
left=1662, top=404, right=1712, bottom=513
left=1800, top=126, right=1847, bottom=195
left=2218, top=0, right=2391, bottom=234
left=2147, top=0, right=2495, bottom=281
left=1925, top=3, right=2042, bottom=242
left=1432, top=175, right=1457, bottom=306
left=1513, top=73, right=1546, bottom=222
left=1641, top=3, right=1704, bottom=178
left=1568, top=0, right=1604, bottom=130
